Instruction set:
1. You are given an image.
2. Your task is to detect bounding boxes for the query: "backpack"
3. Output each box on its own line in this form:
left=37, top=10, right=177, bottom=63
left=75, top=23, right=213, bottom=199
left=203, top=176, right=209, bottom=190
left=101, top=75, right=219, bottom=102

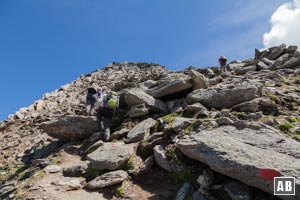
left=104, top=91, right=119, bottom=109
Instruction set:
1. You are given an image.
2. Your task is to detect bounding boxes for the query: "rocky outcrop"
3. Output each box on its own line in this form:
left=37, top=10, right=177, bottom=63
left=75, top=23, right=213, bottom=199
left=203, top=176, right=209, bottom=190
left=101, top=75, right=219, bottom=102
left=40, top=115, right=99, bottom=140
left=187, top=81, right=262, bottom=109
left=177, top=125, right=300, bottom=199
left=1, top=46, right=300, bottom=200
left=147, top=73, right=193, bottom=98
left=87, top=142, right=134, bottom=170
left=124, top=88, right=168, bottom=113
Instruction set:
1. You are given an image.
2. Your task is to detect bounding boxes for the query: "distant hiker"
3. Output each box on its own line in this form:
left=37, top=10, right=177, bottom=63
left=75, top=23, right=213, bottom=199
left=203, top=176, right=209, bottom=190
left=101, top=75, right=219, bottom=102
left=96, top=86, right=107, bottom=106
left=218, top=55, right=227, bottom=73
left=86, top=87, right=98, bottom=116
left=97, top=87, right=102, bottom=99
left=97, top=87, right=119, bottom=142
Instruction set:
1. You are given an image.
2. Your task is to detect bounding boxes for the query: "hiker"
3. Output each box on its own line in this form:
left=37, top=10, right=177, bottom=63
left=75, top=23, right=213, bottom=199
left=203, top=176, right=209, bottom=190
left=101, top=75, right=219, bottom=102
left=218, top=55, right=227, bottom=73
left=97, top=87, right=118, bottom=142
left=86, top=86, right=98, bottom=116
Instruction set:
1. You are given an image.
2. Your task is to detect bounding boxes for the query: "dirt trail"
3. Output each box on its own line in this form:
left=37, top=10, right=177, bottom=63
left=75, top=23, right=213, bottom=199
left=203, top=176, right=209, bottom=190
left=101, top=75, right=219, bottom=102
left=23, top=145, right=175, bottom=200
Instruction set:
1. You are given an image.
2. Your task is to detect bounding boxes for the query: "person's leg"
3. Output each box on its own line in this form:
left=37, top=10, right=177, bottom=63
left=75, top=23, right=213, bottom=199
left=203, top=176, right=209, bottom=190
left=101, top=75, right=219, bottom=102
left=97, top=109, right=103, bottom=131
left=90, top=94, right=97, bottom=115
left=102, top=117, right=111, bottom=142
left=86, top=96, right=92, bottom=116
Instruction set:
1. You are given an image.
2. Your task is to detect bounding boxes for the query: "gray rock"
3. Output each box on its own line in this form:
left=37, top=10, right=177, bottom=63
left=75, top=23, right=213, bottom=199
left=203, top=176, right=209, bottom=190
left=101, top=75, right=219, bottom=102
left=216, top=117, right=233, bottom=126
left=294, top=68, right=300, bottom=76
left=189, top=69, right=208, bottom=89
left=85, top=140, right=104, bottom=155
left=232, top=97, right=278, bottom=114
left=153, top=145, right=183, bottom=172
left=177, top=125, right=300, bottom=199
left=110, top=128, right=129, bottom=140
left=286, top=45, right=298, bottom=53
left=224, top=181, right=251, bottom=200
left=266, top=44, right=286, bottom=60
left=166, top=100, right=176, bottom=111
left=0, top=181, right=16, bottom=199
left=40, top=115, right=99, bottom=140
left=127, top=103, right=149, bottom=118
left=208, top=76, right=222, bottom=87
left=124, top=88, right=168, bottom=113
left=175, top=182, right=192, bottom=200
left=87, top=142, right=134, bottom=170
left=43, top=165, right=62, bottom=173
left=32, top=158, right=50, bottom=168
left=187, top=81, right=262, bottom=109
left=137, top=155, right=155, bottom=175
left=234, top=65, right=257, bottom=75
left=63, top=164, right=88, bottom=177
left=257, top=61, right=269, bottom=70
left=86, top=170, right=128, bottom=189
left=171, top=117, right=195, bottom=132
left=261, top=57, right=274, bottom=66
left=206, top=68, right=215, bottom=78
left=147, top=74, right=193, bottom=98
left=281, top=56, right=300, bottom=69
left=270, top=53, right=290, bottom=70
left=126, top=118, right=157, bottom=143
left=227, top=62, right=245, bottom=71
left=55, top=177, right=85, bottom=191
left=197, top=169, right=214, bottom=195
left=185, top=103, right=207, bottom=113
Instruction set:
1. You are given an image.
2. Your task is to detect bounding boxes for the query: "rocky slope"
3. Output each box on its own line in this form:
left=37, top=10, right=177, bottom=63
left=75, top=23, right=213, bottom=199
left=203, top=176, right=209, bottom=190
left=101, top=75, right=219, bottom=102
left=1, top=44, right=300, bottom=200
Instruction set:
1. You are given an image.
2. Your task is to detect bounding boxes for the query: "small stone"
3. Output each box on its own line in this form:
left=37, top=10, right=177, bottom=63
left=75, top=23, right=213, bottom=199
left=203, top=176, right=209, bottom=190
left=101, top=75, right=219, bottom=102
left=86, top=170, right=128, bottom=189
left=43, top=165, right=61, bottom=173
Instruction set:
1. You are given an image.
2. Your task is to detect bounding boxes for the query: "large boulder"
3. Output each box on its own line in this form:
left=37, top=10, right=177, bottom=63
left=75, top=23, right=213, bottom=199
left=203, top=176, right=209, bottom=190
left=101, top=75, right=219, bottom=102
left=281, top=56, right=300, bottom=69
left=186, top=81, right=262, bottom=109
left=124, top=88, right=168, bottom=113
left=40, top=115, right=99, bottom=140
left=146, top=73, right=193, bottom=98
left=177, top=125, right=300, bottom=199
left=87, top=142, right=134, bottom=170
left=126, top=118, right=157, bottom=143
left=189, top=69, right=208, bottom=90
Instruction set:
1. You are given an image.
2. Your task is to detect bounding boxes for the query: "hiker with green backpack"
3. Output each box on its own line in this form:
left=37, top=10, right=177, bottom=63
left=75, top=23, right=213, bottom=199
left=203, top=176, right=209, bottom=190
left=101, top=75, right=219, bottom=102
left=96, top=86, right=119, bottom=142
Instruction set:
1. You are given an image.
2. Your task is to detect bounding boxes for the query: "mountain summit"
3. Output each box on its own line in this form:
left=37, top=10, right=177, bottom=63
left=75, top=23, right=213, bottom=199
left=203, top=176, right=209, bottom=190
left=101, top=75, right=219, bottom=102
left=1, top=44, right=300, bottom=200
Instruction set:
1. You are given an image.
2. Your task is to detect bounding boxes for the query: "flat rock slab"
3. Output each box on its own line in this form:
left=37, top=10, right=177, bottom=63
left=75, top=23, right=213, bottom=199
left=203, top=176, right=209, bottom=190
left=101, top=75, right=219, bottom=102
left=147, top=73, right=193, bottom=98
left=126, top=118, right=157, bottom=143
left=40, top=115, right=99, bottom=140
left=177, top=125, right=300, bottom=200
left=43, top=165, right=62, bottom=173
left=187, top=80, right=262, bottom=109
left=87, top=142, right=134, bottom=170
left=86, top=170, right=128, bottom=189
left=124, top=88, right=168, bottom=113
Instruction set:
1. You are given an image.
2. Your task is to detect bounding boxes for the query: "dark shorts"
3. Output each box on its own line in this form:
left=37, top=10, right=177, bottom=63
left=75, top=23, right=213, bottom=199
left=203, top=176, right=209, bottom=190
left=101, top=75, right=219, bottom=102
left=97, top=107, right=114, bottom=120
left=86, top=93, right=97, bottom=107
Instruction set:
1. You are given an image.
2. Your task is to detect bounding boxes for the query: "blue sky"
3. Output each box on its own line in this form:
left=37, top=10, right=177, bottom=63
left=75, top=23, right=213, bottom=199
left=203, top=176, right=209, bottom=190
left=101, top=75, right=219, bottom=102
left=0, top=0, right=289, bottom=121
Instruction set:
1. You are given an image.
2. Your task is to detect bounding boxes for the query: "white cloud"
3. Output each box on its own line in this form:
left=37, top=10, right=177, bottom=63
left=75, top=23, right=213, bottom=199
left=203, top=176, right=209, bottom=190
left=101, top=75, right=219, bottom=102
left=263, top=0, right=300, bottom=48
left=213, top=0, right=286, bottom=26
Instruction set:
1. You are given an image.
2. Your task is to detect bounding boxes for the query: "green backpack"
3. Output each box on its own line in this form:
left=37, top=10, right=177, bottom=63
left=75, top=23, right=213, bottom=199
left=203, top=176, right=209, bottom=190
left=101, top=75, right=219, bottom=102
left=104, top=91, right=119, bottom=109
